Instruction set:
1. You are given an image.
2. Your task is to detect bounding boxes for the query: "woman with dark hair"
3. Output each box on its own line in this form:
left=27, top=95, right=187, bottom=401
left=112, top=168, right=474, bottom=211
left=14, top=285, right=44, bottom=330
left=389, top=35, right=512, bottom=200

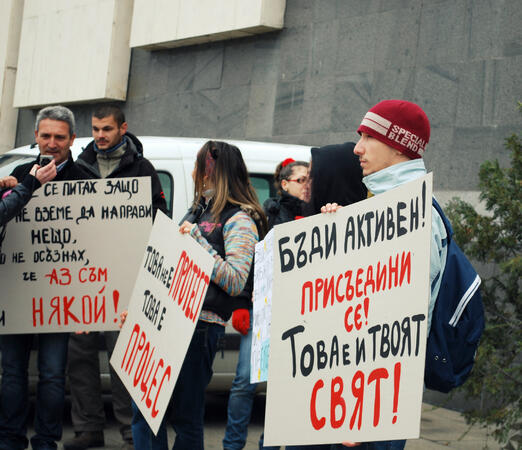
left=131, top=140, right=267, bottom=450
left=264, top=158, right=309, bottom=228
left=222, top=157, right=309, bottom=450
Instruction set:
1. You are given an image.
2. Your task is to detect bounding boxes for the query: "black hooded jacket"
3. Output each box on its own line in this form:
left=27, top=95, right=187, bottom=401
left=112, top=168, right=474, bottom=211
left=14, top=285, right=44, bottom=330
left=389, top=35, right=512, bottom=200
left=76, top=132, right=167, bottom=217
left=306, top=142, right=367, bottom=215
left=263, top=190, right=306, bottom=230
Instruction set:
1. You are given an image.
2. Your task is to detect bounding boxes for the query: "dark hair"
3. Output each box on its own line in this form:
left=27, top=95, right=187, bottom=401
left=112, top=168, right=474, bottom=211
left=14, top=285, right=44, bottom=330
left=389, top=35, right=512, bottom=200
left=273, top=159, right=309, bottom=195
left=306, top=142, right=367, bottom=216
left=192, top=141, right=268, bottom=238
left=93, top=104, right=126, bottom=127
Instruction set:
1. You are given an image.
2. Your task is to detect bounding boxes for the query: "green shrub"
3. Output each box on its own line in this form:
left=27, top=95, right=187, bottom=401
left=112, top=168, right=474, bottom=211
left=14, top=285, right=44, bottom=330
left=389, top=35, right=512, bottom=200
left=445, top=103, right=521, bottom=449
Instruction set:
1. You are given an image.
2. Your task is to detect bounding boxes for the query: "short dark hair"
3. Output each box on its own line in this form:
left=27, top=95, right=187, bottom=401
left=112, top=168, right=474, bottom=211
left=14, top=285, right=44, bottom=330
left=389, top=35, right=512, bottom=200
left=92, top=104, right=126, bottom=127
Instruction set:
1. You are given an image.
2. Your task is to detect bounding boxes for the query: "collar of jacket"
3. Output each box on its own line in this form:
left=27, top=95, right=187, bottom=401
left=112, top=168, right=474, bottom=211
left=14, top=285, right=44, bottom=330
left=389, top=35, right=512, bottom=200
left=363, top=159, right=427, bottom=195
left=76, top=132, right=143, bottom=178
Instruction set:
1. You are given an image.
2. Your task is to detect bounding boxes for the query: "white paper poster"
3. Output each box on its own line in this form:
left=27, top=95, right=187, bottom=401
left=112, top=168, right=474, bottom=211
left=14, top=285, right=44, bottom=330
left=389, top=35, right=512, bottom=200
left=0, top=178, right=152, bottom=333
left=251, top=228, right=274, bottom=383
left=110, top=211, right=215, bottom=434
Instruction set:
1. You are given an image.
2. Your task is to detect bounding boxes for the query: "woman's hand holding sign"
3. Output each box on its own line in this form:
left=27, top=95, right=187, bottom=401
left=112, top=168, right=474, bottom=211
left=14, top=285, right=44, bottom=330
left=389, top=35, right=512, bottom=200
left=179, top=221, right=195, bottom=235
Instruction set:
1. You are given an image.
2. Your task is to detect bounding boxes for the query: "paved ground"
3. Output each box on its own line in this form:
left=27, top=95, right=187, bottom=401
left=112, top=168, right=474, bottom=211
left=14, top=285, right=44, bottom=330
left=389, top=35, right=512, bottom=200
left=45, top=395, right=499, bottom=449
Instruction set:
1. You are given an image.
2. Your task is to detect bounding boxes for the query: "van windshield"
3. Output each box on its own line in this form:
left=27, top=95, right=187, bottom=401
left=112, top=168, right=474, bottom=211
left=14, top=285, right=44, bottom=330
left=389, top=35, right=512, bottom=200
left=0, top=155, right=35, bottom=177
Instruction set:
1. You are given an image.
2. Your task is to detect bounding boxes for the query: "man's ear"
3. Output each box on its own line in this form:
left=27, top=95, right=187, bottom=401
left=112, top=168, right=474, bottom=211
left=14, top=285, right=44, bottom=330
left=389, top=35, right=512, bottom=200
left=121, top=122, right=128, bottom=135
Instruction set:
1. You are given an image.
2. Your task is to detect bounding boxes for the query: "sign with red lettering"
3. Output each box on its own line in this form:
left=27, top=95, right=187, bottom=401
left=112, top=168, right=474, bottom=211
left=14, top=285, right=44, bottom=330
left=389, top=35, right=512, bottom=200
left=0, top=178, right=152, bottom=333
left=263, top=175, right=433, bottom=445
left=110, top=211, right=214, bottom=434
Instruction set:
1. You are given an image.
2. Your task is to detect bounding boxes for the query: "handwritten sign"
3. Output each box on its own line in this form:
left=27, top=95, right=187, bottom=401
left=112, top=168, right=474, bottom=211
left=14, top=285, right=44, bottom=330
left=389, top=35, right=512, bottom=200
left=110, top=211, right=215, bottom=434
left=0, top=178, right=152, bottom=333
left=251, top=228, right=274, bottom=383
left=263, top=175, right=433, bottom=446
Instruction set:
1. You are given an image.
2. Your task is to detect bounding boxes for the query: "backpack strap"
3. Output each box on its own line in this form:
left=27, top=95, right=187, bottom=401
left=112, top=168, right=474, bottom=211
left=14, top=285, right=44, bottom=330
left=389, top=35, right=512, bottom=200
left=432, top=197, right=453, bottom=242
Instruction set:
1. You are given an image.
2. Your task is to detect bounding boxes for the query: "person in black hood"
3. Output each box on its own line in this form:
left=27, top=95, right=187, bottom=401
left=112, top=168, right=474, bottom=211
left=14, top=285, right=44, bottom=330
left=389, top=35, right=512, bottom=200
left=305, top=142, right=367, bottom=216
left=263, top=158, right=309, bottom=228
left=64, top=105, right=167, bottom=450
left=258, top=144, right=367, bottom=450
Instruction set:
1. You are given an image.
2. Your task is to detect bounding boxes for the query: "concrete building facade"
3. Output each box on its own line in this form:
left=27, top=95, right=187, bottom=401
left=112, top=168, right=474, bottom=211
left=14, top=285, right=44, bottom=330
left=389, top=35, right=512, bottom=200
left=11, top=0, right=522, bottom=197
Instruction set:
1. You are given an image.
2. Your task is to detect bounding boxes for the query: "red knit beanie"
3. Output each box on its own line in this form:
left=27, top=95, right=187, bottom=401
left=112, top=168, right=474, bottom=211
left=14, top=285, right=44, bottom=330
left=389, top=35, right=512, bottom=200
left=357, top=100, right=430, bottom=159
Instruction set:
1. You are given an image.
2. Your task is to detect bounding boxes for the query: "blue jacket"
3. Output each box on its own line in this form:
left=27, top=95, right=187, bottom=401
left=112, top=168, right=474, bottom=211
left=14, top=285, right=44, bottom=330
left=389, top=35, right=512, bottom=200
left=0, top=174, right=40, bottom=226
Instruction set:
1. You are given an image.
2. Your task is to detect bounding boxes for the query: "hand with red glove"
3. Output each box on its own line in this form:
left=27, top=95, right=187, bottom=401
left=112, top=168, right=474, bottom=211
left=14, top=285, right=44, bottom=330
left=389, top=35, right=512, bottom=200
left=232, top=308, right=250, bottom=336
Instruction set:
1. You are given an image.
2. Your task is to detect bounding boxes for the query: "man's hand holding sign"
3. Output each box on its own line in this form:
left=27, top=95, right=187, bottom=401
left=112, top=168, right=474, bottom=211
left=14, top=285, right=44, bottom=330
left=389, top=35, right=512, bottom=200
left=261, top=175, right=433, bottom=446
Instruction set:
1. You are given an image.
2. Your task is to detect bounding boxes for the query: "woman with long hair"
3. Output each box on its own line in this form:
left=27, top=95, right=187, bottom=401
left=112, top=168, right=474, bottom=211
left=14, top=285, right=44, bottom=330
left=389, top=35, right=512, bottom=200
left=131, top=140, right=267, bottom=450
left=264, top=158, right=309, bottom=228
left=223, top=157, right=309, bottom=449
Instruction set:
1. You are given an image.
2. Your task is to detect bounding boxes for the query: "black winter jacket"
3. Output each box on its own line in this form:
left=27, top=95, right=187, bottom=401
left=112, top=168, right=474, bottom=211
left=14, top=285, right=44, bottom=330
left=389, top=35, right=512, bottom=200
left=181, top=201, right=253, bottom=321
left=76, top=133, right=167, bottom=217
left=11, top=153, right=88, bottom=184
left=263, top=190, right=306, bottom=230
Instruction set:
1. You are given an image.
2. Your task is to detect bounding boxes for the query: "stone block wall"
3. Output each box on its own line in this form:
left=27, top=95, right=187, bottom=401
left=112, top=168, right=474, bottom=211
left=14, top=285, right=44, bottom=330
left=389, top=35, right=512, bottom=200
left=15, top=0, right=522, bottom=192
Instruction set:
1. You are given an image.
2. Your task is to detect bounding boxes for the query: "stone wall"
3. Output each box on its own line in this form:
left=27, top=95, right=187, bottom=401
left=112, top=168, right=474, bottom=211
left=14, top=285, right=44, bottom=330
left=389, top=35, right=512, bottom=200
left=15, top=0, right=522, bottom=192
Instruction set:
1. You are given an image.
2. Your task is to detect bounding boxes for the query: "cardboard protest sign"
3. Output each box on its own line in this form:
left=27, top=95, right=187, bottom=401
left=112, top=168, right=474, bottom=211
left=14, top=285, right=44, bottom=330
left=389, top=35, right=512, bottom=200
left=0, top=178, right=152, bottom=333
left=263, top=175, right=433, bottom=446
left=110, top=211, right=215, bottom=434
left=251, top=228, right=274, bottom=383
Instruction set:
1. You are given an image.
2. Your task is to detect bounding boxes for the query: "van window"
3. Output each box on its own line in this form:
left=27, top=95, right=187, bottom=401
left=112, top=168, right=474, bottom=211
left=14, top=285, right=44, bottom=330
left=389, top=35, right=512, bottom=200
left=0, top=155, right=35, bottom=176
left=250, top=174, right=273, bottom=206
left=157, top=171, right=173, bottom=218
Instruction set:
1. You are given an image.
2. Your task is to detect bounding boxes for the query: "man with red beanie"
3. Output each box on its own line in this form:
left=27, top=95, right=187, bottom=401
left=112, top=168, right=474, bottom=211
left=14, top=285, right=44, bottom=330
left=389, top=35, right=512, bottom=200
left=336, top=100, right=447, bottom=449
left=354, top=99, right=446, bottom=328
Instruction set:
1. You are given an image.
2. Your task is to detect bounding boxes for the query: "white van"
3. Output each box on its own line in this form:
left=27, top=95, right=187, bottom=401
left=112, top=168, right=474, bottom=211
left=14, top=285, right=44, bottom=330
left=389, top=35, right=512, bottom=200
left=0, top=136, right=312, bottom=391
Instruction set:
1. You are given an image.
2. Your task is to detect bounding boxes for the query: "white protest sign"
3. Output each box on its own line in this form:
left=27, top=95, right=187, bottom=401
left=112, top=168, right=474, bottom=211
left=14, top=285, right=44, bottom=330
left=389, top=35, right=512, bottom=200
left=110, top=211, right=215, bottom=435
left=251, top=228, right=274, bottom=383
left=0, top=178, right=152, bottom=333
left=264, top=174, right=433, bottom=446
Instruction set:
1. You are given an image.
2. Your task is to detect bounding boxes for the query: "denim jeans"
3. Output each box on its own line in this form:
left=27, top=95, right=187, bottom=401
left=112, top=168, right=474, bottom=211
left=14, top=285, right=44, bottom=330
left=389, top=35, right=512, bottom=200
left=0, top=333, right=69, bottom=450
left=67, top=331, right=133, bottom=440
left=223, top=311, right=257, bottom=450
left=131, top=320, right=224, bottom=450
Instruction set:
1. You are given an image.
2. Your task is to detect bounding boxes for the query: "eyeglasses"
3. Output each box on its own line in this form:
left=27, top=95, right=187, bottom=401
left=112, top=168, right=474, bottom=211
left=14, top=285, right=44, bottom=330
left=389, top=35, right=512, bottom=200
left=287, top=176, right=308, bottom=184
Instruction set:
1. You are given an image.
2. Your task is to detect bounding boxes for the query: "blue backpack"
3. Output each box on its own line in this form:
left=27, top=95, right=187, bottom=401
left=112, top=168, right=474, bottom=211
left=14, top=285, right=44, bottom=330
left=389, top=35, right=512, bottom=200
left=424, top=199, right=485, bottom=393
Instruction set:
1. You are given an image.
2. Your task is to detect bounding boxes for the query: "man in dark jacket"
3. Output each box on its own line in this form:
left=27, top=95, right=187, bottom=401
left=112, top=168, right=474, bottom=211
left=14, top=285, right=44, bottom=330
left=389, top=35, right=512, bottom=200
left=64, top=105, right=167, bottom=450
left=0, top=105, right=88, bottom=450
